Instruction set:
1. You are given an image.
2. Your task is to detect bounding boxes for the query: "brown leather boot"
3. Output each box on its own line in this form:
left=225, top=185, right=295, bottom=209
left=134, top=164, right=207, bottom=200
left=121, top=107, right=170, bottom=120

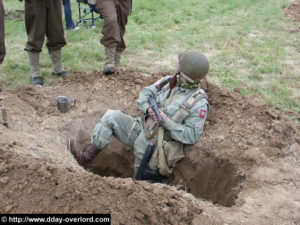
left=68, top=138, right=100, bottom=168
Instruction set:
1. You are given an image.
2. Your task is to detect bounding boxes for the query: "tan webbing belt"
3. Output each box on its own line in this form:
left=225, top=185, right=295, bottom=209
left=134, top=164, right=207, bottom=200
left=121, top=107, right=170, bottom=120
left=126, top=120, right=137, bottom=145
left=100, top=120, right=113, bottom=130
left=157, top=127, right=172, bottom=176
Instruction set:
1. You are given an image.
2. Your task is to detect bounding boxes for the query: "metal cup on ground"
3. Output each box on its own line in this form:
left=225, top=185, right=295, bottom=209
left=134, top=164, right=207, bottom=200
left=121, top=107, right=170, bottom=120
left=56, top=96, right=76, bottom=113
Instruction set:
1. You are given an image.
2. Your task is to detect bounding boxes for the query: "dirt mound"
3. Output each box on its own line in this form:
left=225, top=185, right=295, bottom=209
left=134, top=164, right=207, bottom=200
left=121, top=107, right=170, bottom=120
left=0, top=70, right=300, bottom=224
left=285, top=0, right=300, bottom=23
left=0, top=148, right=203, bottom=224
left=284, top=0, right=300, bottom=33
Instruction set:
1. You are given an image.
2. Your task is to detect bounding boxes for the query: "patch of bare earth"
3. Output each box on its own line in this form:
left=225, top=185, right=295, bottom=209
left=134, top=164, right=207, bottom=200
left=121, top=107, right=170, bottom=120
left=284, top=0, right=300, bottom=33
left=4, top=10, right=24, bottom=21
left=0, top=70, right=299, bottom=224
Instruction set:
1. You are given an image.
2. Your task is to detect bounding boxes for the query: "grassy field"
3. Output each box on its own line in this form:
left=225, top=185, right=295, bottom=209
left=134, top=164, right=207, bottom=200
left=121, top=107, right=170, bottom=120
left=1, top=0, right=300, bottom=115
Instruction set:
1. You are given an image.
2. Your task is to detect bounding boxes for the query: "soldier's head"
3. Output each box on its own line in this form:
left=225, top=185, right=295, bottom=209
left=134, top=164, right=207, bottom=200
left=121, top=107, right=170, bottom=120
left=177, top=51, right=209, bottom=83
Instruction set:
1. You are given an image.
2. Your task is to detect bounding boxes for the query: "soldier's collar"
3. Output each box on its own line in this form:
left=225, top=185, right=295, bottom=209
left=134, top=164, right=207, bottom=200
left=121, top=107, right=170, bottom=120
left=177, top=78, right=200, bottom=89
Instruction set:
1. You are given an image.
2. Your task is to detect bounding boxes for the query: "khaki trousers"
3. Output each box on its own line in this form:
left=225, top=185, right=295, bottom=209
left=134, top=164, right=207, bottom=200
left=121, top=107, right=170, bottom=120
left=0, top=0, right=5, bottom=64
left=96, top=0, right=131, bottom=51
left=24, top=0, right=66, bottom=52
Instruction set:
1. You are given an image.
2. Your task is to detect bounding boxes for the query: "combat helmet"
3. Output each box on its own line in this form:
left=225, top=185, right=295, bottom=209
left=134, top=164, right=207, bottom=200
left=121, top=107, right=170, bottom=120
left=178, top=51, right=209, bottom=83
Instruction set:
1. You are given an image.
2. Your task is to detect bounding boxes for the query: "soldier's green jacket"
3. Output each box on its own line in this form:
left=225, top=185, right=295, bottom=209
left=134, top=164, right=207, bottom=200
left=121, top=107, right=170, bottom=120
left=137, top=75, right=209, bottom=145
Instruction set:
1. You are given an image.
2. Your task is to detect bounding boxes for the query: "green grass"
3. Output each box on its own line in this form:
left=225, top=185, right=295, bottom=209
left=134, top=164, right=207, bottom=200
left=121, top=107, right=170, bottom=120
left=1, top=0, right=299, bottom=114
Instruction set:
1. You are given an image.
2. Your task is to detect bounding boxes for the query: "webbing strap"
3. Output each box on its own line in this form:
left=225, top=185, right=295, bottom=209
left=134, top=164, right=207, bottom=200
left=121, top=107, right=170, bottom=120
left=157, top=127, right=172, bottom=176
left=100, top=120, right=113, bottom=130
left=183, top=89, right=208, bottom=109
left=125, top=120, right=137, bottom=145
left=163, top=89, right=186, bottom=108
left=159, top=83, right=207, bottom=110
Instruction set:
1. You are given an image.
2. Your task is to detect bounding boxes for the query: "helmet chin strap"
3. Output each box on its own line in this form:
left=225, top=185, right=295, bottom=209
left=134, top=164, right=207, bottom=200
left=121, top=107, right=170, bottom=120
left=167, top=71, right=200, bottom=98
left=179, top=72, right=195, bottom=84
left=176, top=62, right=196, bottom=84
left=167, top=72, right=179, bottom=98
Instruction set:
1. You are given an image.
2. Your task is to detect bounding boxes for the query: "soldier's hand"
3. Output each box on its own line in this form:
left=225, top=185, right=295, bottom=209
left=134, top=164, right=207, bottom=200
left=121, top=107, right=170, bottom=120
left=147, top=107, right=158, bottom=123
left=158, top=109, right=168, bottom=124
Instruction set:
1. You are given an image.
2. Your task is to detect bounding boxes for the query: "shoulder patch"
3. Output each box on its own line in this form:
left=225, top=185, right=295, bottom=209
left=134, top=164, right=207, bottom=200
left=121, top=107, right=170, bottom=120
left=199, top=109, right=207, bottom=118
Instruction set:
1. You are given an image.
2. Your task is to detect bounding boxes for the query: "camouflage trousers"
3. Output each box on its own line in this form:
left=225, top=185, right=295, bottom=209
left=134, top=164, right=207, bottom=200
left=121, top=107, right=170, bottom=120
left=91, top=110, right=151, bottom=178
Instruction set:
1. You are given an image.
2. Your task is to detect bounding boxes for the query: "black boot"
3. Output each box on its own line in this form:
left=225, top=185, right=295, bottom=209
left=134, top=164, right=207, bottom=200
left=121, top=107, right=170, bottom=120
left=32, top=76, right=43, bottom=85
left=52, top=71, right=68, bottom=77
left=68, top=138, right=100, bottom=168
left=103, top=67, right=115, bottom=75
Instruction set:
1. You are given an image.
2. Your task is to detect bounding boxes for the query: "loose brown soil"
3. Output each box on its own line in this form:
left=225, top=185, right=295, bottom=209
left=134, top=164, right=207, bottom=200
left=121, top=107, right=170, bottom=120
left=285, top=0, right=300, bottom=23
left=284, top=0, right=300, bottom=33
left=0, top=70, right=299, bottom=224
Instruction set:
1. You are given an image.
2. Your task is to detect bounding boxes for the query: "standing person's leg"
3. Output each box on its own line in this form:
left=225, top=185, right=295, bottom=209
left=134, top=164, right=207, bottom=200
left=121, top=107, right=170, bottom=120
left=0, top=0, right=6, bottom=64
left=62, top=0, right=75, bottom=30
left=0, top=0, right=4, bottom=91
left=96, top=0, right=119, bottom=75
left=25, top=0, right=47, bottom=85
left=115, top=0, right=132, bottom=71
left=46, top=0, right=67, bottom=76
left=114, top=0, right=131, bottom=71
